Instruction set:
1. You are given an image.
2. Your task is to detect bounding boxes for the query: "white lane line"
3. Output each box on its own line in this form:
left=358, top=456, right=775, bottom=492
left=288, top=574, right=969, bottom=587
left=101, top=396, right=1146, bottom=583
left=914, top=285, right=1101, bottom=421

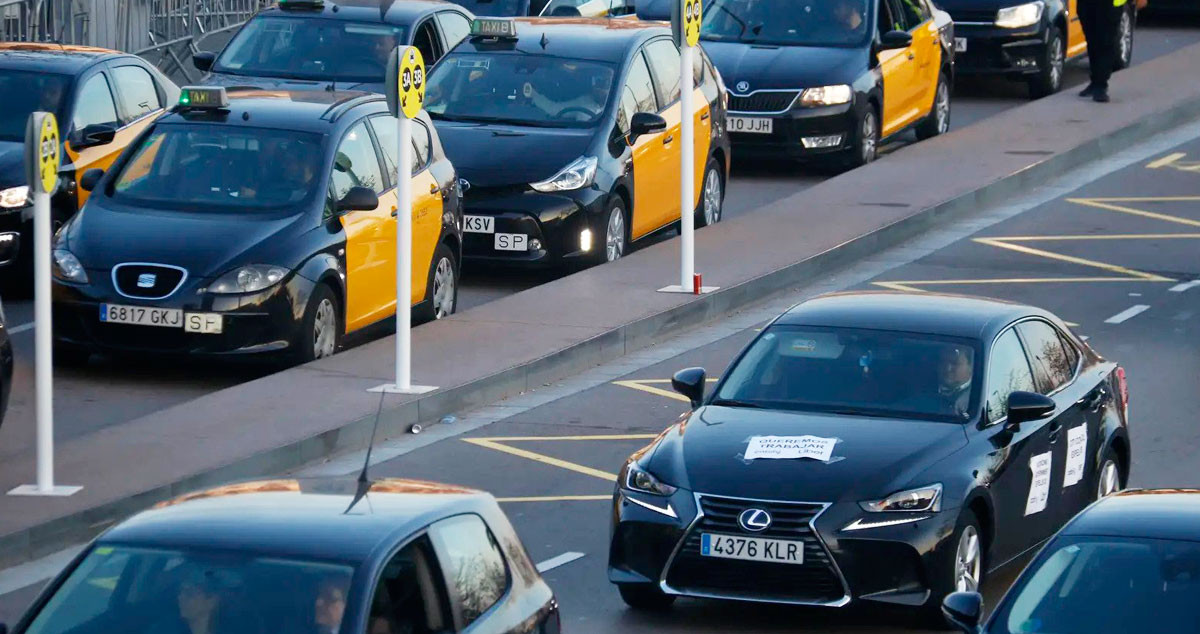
left=535, top=551, right=585, bottom=573
left=9, top=322, right=34, bottom=335
left=1169, top=280, right=1200, bottom=293
left=1104, top=305, right=1151, bottom=324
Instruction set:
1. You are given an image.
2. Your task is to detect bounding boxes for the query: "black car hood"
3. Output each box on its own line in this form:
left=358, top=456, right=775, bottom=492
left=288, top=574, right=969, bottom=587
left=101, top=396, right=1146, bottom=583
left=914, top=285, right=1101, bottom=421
left=703, top=41, right=867, bottom=92
left=433, top=122, right=594, bottom=188
left=63, top=201, right=312, bottom=278
left=203, top=72, right=385, bottom=95
left=932, top=0, right=1010, bottom=12
left=0, top=140, right=26, bottom=189
left=646, top=406, right=968, bottom=503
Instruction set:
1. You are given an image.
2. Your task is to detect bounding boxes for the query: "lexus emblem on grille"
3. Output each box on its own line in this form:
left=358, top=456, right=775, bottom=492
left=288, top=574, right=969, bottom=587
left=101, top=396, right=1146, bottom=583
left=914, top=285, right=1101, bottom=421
left=738, top=508, right=772, bottom=532
left=137, top=273, right=157, bottom=288
left=735, top=81, right=750, bottom=94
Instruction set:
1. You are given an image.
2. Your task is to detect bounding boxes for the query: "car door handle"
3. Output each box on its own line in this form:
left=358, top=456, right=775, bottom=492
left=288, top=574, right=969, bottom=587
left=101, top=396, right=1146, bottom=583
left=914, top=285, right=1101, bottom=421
left=430, top=183, right=439, bottom=194
left=907, top=51, right=916, bottom=60
left=663, top=134, right=675, bottom=145
left=1078, top=388, right=1106, bottom=410
left=1048, top=420, right=1062, bottom=444
left=390, top=206, right=398, bottom=217
left=700, top=112, right=711, bottom=121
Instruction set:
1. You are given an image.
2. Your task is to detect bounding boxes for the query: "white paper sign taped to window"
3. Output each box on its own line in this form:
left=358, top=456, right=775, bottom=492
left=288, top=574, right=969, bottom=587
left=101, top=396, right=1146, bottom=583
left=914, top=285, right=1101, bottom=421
left=1063, top=425, right=1088, bottom=488
left=1025, top=451, right=1053, bottom=516
left=744, top=435, right=838, bottom=462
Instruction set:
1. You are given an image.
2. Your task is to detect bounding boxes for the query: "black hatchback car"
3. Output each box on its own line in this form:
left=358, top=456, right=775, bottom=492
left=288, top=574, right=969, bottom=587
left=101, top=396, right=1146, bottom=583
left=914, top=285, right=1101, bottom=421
left=196, top=0, right=474, bottom=94
left=53, top=87, right=463, bottom=363
left=608, top=292, right=1130, bottom=621
left=944, top=489, right=1200, bottom=633
left=2, top=478, right=561, bottom=634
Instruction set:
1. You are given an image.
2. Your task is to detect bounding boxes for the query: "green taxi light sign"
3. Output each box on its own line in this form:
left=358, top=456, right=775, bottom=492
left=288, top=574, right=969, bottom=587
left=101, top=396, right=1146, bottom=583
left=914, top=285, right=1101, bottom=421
left=470, top=18, right=517, bottom=38
left=178, top=86, right=229, bottom=109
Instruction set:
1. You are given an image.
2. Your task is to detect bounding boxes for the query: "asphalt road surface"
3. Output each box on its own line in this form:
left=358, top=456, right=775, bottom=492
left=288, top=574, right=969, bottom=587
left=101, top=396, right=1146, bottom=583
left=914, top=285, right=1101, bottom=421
left=1, top=19, right=1198, bottom=518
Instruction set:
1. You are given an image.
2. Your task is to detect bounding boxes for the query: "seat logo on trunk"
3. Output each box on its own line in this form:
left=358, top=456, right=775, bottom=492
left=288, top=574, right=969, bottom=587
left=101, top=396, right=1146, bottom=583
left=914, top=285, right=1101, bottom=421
left=137, top=273, right=157, bottom=288
left=738, top=508, right=772, bottom=532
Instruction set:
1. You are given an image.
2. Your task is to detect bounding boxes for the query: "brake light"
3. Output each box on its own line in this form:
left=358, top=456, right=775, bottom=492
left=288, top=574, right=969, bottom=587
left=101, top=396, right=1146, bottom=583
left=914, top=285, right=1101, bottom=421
left=1115, top=366, right=1129, bottom=416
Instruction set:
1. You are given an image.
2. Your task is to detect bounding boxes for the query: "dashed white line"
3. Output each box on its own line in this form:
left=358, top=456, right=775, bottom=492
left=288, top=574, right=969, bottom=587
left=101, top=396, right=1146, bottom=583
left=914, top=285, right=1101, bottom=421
left=1169, top=280, right=1200, bottom=293
left=9, top=322, right=34, bottom=335
left=1104, top=305, right=1151, bottom=324
left=535, top=551, right=585, bottom=573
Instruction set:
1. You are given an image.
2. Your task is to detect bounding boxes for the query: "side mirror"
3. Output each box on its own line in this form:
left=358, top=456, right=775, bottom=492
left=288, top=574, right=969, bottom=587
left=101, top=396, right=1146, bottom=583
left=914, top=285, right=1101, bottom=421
left=878, top=30, right=913, bottom=51
left=1005, top=390, right=1056, bottom=431
left=79, top=168, right=104, bottom=192
left=941, top=591, right=983, bottom=633
left=337, top=186, right=379, bottom=213
left=68, top=124, right=116, bottom=151
left=629, top=112, right=667, bottom=141
left=193, top=51, right=216, bottom=72
left=671, top=367, right=706, bottom=409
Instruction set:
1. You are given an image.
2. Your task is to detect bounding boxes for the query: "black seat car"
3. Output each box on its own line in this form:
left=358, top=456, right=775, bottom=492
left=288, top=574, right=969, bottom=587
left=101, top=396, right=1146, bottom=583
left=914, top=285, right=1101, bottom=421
left=2, top=478, right=561, bottom=634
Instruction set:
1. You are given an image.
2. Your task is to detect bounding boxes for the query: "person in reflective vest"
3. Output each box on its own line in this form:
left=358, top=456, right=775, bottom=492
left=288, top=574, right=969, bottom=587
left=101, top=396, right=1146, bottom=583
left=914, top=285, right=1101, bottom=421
left=1078, top=0, right=1127, bottom=103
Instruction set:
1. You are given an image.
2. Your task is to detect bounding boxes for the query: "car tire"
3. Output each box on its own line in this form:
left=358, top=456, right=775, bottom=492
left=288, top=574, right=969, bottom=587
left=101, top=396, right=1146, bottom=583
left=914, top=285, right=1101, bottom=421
left=1095, top=447, right=1123, bottom=500
left=295, top=283, right=341, bottom=364
left=919, top=509, right=984, bottom=627
left=617, top=583, right=675, bottom=611
left=596, top=196, right=628, bottom=265
left=915, top=71, right=951, bottom=141
left=695, top=158, right=724, bottom=228
left=1028, top=27, right=1065, bottom=98
left=415, top=243, right=457, bottom=323
left=842, top=105, right=879, bottom=171
left=1113, top=7, right=1134, bottom=70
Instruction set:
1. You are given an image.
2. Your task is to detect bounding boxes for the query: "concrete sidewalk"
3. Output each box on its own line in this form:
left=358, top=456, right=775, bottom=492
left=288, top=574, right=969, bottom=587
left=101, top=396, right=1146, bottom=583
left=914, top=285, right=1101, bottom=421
left=4, top=40, right=1200, bottom=568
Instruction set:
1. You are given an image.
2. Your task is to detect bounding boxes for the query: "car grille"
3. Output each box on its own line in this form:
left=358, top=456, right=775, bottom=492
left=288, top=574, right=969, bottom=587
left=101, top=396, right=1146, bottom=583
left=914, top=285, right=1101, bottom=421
left=113, top=263, right=186, bottom=299
left=729, top=91, right=799, bottom=113
left=949, top=8, right=996, bottom=22
left=663, top=495, right=847, bottom=604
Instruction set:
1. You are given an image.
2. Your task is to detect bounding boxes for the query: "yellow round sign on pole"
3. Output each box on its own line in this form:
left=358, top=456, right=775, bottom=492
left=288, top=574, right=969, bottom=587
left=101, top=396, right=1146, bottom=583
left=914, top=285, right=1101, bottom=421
left=397, top=46, right=426, bottom=120
left=26, top=112, right=60, bottom=195
left=683, top=0, right=702, bottom=47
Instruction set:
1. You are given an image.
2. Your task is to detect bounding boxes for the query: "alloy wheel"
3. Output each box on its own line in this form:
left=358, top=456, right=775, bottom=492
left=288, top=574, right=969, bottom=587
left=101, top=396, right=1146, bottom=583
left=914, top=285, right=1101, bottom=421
left=605, top=205, right=626, bottom=262
left=861, top=111, right=878, bottom=164
left=703, top=166, right=722, bottom=225
left=1118, top=11, right=1133, bottom=66
left=935, top=80, right=951, bottom=134
left=1098, top=459, right=1121, bottom=499
left=1049, top=34, right=1064, bottom=91
left=954, top=525, right=982, bottom=593
left=431, top=256, right=455, bottom=319
left=312, top=298, right=337, bottom=359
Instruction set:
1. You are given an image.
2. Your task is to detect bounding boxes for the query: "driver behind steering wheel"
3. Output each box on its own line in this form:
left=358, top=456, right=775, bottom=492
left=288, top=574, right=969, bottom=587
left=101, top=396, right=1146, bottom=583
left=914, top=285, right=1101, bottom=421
left=527, top=61, right=607, bottom=121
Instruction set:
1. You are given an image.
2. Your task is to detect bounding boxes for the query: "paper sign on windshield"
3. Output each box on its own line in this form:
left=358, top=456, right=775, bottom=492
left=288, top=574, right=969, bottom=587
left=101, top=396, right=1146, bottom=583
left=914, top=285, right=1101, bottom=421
left=744, top=435, right=838, bottom=462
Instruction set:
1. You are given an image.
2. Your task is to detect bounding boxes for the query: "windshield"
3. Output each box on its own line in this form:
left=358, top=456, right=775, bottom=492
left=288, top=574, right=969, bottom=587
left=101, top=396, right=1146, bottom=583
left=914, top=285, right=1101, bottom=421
left=452, top=0, right=532, bottom=16
left=111, top=123, right=324, bottom=212
left=988, top=535, right=1200, bottom=634
left=701, top=0, right=871, bottom=47
left=713, top=326, right=980, bottom=421
left=0, top=71, right=70, bottom=142
left=24, top=545, right=355, bottom=634
left=214, top=16, right=407, bottom=83
left=425, top=53, right=615, bottom=128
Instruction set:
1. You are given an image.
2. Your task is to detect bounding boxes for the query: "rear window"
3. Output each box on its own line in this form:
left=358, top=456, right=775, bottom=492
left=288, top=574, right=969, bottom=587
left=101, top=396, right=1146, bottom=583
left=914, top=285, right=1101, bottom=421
left=214, top=16, right=407, bottom=83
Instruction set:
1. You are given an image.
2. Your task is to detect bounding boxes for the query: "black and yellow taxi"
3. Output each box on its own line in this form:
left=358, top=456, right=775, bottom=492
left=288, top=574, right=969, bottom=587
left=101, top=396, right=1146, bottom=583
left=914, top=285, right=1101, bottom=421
left=424, top=17, right=730, bottom=267
left=452, top=0, right=633, bottom=17
left=51, top=87, right=462, bottom=363
left=940, top=0, right=1134, bottom=97
left=658, top=0, right=954, bottom=168
left=196, top=0, right=474, bottom=94
left=0, top=43, right=178, bottom=284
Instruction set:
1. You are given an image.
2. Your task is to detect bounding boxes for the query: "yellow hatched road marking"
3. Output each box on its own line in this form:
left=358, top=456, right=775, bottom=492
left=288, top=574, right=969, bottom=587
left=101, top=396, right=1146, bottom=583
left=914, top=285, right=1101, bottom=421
left=1067, top=198, right=1200, bottom=228
left=1146, top=153, right=1190, bottom=169
left=972, top=237, right=1174, bottom=281
left=612, top=379, right=692, bottom=402
left=475, top=434, right=658, bottom=442
left=996, top=233, right=1200, bottom=241
left=495, top=495, right=610, bottom=503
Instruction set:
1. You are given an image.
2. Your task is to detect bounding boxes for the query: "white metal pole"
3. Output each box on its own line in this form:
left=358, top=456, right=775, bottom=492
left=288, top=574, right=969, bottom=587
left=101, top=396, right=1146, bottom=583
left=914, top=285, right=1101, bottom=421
left=679, top=44, right=696, bottom=290
left=33, top=187, right=53, bottom=492
left=396, top=116, right=413, bottom=391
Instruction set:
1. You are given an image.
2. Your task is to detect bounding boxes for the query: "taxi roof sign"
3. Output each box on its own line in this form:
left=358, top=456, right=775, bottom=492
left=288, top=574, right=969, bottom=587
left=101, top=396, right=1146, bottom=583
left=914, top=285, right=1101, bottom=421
left=178, top=86, right=229, bottom=109
left=469, top=18, right=517, bottom=39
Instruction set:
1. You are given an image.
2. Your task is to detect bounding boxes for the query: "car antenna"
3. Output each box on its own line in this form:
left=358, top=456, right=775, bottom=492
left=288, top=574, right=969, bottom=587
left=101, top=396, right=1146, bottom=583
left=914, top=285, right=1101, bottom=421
left=343, top=390, right=387, bottom=514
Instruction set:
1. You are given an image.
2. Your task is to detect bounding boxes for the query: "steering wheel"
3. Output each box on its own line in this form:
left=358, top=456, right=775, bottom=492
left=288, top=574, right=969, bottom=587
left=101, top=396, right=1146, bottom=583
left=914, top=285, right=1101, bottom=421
left=554, top=106, right=595, bottom=120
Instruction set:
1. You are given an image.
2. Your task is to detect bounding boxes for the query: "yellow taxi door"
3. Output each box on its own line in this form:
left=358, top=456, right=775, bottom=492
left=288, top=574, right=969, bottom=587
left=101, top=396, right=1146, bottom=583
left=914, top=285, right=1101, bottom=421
left=903, top=0, right=943, bottom=119
left=690, top=53, right=713, bottom=212
left=642, top=39, right=686, bottom=235
left=335, top=121, right=395, bottom=332
left=623, top=50, right=674, bottom=240
left=876, top=0, right=916, bottom=137
left=1066, top=0, right=1087, bottom=57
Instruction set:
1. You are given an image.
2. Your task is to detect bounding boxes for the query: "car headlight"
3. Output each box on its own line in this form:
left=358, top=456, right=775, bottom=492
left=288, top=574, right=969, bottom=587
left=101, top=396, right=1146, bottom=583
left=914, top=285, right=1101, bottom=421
left=530, top=156, right=598, bottom=193
left=799, top=85, right=853, bottom=107
left=995, top=1, right=1044, bottom=28
left=208, top=265, right=289, bottom=294
left=0, top=186, right=29, bottom=209
left=52, top=249, right=88, bottom=284
left=860, top=483, right=942, bottom=513
left=622, top=462, right=677, bottom=496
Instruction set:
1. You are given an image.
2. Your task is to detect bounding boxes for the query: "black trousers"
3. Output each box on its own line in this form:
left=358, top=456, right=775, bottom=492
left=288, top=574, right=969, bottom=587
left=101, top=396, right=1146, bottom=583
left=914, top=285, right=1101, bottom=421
left=1078, top=0, right=1120, bottom=89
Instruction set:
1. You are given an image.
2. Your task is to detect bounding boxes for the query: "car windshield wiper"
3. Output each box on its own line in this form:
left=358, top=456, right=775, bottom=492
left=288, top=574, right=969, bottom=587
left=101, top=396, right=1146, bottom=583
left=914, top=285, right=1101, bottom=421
left=826, top=408, right=892, bottom=418
left=709, top=398, right=764, bottom=409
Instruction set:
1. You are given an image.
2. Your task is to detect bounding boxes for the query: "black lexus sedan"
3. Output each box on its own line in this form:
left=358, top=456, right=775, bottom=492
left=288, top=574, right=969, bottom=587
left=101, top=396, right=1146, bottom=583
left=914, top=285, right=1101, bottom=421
left=608, top=292, right=1131, bottom=622
left=52, top=87, right=462, bottom=363
left=941, top=0, right=1135, bottom=97
left=0, top=43, right=177, bottom=287
left=0, top=296, right=11, bottom=431
left=943, top=489, right=1200, bottom=634
left=424, top=17, right=730, bottom=267
left=196, top=0, right=474, bottom=94
left=2, top=478, right=561, bottom=634
left=641, top=0, right=954, bottom=168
